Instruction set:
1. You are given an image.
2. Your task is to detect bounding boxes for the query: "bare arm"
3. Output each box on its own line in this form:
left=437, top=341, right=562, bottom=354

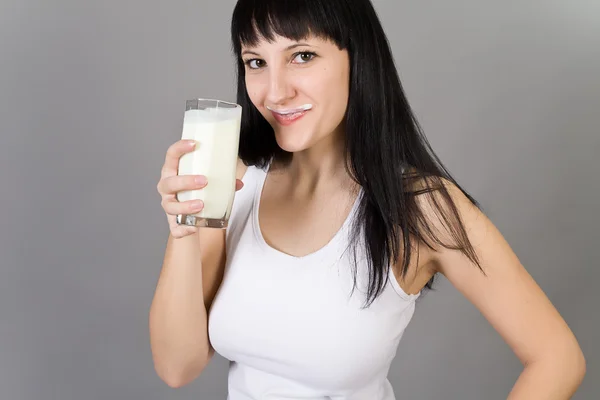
left=149, top=228, right=227, bottom=388
left=149, top=143, right=246, bottom=388
left=424, top=180, right=586, bottom=399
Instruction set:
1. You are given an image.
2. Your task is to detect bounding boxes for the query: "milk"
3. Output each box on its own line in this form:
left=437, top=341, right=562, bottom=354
left=177, top=105, right=241, bottom=225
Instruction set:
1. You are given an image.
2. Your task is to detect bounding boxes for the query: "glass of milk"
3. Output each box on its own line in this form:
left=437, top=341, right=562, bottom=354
left=175, top=99, right=242, bottom=229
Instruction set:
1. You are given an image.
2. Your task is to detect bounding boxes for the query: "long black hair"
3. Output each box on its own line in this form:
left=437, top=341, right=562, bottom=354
left=231, top=0, right=484, bottom=307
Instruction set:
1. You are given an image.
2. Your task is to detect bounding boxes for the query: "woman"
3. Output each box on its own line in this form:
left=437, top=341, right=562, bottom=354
left=150, top=0, right=586, bottom=398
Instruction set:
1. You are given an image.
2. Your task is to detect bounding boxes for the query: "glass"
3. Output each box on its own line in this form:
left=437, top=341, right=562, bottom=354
left=176, top=98, right=242, bottom=228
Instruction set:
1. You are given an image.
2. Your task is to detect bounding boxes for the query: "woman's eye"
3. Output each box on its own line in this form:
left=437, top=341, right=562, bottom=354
left=245, top=59, right=264, bottom=69
left=294, top=52, right=316, bottom=63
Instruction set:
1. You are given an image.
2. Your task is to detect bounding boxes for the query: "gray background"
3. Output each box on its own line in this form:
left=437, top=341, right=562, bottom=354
left=1, top=0, right=598, bottom=399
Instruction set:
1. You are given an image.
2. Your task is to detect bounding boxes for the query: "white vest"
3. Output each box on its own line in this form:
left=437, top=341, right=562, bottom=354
left=208, top=165, right=420, bottom=399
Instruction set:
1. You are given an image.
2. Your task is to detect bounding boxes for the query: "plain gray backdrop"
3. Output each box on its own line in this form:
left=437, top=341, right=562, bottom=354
left=1, top=0, right=598, bottom=399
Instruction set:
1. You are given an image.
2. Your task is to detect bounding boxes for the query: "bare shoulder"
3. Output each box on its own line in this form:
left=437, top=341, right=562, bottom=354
left=407, top=174, right=490, bottom=275
left=390, top=169, right=452, bottom=294
left=404, top=170, right=481, bottom=250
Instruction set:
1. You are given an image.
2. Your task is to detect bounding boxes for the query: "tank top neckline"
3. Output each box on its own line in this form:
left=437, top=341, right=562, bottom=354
left=251, top=162, right=362, bottom=262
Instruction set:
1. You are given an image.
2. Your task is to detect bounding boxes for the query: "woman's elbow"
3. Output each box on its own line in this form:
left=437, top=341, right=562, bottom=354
left=571, top=347, right=587, bottom=384
left=153, top=356, right=209, bottom=389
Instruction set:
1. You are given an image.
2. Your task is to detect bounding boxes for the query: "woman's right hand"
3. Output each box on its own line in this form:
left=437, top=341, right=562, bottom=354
left=156, top=140, right=243, bottom=239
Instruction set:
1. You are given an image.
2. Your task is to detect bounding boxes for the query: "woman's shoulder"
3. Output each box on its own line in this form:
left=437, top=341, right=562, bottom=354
left=401, top=166, right=447, bottom=194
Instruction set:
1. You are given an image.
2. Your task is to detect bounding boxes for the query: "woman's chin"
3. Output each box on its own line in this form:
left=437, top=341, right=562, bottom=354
left=274, top=134, right=311, bottom=153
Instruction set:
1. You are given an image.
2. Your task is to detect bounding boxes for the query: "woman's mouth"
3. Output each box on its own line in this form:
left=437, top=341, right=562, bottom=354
left=267, top=104, right=312, bottom=126
left=271, top=110, right=309, bottom=125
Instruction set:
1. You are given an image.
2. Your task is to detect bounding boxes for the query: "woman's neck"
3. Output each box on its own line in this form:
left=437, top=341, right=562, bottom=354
left=276, top=129, right=354, bottom=195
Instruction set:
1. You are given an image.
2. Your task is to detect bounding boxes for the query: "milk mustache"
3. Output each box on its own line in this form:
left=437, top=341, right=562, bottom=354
left=177, top=103, right=242, bottom=227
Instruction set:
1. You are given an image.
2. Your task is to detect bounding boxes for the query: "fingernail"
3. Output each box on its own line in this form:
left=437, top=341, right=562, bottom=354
left=188, top=140, right=197, bottom=148
left=192, top=201, right=204, bottom=210
left=195, top=176, right=207, bottom=185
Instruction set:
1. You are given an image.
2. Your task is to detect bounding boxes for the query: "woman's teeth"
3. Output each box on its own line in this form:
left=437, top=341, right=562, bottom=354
left=279, top=111, right=304, bottom=117
left=271, top=109, right=308, bottom=125
left=267, top=104, right=313, bottom=115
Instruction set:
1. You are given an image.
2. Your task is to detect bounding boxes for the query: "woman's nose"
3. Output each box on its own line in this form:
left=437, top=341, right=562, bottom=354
left=265, top=68, right=295, bottom=105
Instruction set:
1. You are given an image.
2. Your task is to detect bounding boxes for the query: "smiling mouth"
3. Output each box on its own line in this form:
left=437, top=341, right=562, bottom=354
left=267, top=104, right=312, bottom=126
left=266, top=104, right=313, bottom=115
left=270, top=109, right=309, bottom=125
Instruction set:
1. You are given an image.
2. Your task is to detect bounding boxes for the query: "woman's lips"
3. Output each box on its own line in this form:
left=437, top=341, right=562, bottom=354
left=271, top=110, right=309, bottom=126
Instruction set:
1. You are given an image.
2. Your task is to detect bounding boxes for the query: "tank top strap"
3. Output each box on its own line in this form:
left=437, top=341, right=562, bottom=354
left=226, top=163, right=268, bottom=242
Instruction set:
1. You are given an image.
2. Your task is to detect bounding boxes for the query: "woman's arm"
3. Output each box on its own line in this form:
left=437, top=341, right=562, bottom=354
left=149, top=228, right=226, bottom=388
left=422, top=180, right=586, bottom=399
left=149, top=158, right=247, bottom=388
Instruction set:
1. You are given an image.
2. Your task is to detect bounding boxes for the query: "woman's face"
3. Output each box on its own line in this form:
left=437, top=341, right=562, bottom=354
left=241, top=35, right=350, bottom=153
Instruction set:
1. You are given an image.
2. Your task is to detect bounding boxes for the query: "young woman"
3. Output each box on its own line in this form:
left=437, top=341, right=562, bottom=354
left=150, top=0, right=586, bottom=398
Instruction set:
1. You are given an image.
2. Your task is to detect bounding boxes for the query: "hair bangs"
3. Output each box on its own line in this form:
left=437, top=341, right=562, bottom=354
left=231, top=0, right=349, bottom=55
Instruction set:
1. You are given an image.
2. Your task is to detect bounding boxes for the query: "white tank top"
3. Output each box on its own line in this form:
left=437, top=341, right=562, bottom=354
left=208, top=164, right=420, bottom=400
